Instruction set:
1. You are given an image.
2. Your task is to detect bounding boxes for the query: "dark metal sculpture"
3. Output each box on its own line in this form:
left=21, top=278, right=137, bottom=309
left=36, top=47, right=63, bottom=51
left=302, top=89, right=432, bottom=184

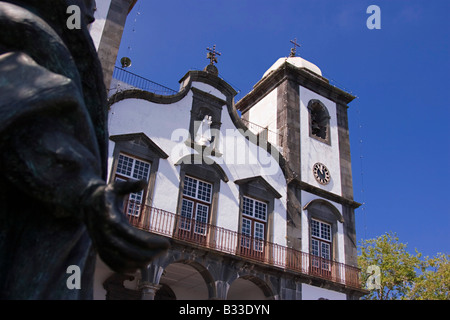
left=0, top=0, right=169, bottom=299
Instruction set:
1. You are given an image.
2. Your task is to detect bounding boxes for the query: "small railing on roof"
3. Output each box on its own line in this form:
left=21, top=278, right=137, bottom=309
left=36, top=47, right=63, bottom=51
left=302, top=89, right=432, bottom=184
left=112, top=66, right=178, bottom=96
left=240, top=118, right=283, bottom=149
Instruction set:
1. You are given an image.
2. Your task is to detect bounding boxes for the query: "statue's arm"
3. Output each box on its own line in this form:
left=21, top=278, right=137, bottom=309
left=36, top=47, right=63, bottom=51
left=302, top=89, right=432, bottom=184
left=0, top=52, right=169, bottom=272
left=0, top=51, right=104, bottom=218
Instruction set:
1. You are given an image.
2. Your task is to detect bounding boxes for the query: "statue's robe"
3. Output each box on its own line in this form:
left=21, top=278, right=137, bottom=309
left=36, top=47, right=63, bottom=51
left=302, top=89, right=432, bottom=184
left=0, top=2, right=108, bottom=299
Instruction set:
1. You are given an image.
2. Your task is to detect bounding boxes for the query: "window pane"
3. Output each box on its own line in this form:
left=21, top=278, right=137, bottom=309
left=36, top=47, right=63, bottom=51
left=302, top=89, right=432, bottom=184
left=321, top=242, right=331, bottom=260
left=127, top=190, right=142, bottom=217
left=194, top=204, right=209, bottom=234
left=197, top=180, right=212, bottom=203
left=320, top=222, right=331, bottom=241
left=116, top=154, right=133, bottom=177
left=133, top=158, right=151, bottom=181
left=241, top=218, right=251, bottom=248
left=311, top=239, right=319, bottom=256
left=242, top=197, right=254, bottom=217
left=254, top=222, right=265, bottom=252
left=254, top=200, right=267, bottom=221
left=183, top=176, right=197, bottom=198
left=180, top=199, right=193, bottom=231
left=254, top=222, right=264, bottom=240
left=311, top=220, right=320, bottom=238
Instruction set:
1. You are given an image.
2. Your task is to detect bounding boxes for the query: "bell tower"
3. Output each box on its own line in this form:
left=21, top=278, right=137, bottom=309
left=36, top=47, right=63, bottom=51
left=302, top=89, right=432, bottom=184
left=236, top=43, right=361, bottom=271
left=89, top=0, right=137, bottom=89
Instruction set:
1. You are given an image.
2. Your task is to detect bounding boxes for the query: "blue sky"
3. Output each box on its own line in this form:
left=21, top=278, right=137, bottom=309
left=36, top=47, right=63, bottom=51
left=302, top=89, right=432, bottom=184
left=116, top=0, right=450, bottom=258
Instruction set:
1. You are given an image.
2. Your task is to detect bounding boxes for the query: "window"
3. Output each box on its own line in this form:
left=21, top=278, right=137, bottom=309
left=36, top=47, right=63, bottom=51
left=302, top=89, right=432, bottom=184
left=308, top=100, right=331, bottom=144
left=310, top=219, right=332, bottom=275
left=115, top=153, right=151, bottom=217
left=241, top=196, right=267, bottom=254
left=188, top=88, right=224, bottom=153
left=179, top=176, right=213, bottom=239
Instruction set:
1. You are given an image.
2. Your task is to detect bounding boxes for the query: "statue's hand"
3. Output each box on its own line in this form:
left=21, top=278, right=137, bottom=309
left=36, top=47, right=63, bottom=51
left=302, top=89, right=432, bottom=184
left=83, top=180, right=170, bottom=273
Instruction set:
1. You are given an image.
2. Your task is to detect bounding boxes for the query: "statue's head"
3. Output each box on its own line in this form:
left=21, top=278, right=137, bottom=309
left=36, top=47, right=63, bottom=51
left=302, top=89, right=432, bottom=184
left=6, top=0, right=96, bottom=28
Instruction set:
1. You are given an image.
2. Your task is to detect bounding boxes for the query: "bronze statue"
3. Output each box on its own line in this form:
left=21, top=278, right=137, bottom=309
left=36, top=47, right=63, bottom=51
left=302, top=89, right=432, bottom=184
left=0, top=0, right=169, bottom=299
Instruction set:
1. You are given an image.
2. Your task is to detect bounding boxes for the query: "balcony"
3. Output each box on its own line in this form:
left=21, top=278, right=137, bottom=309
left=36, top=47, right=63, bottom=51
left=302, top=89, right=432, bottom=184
left=124, top=201, right=361, bottom=289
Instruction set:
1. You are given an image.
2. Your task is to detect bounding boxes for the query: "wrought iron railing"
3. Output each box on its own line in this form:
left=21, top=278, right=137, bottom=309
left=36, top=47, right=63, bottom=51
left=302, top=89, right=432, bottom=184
left=124, top=202, right=361, bottom=289
left=112, top=67, right=178, bottom=95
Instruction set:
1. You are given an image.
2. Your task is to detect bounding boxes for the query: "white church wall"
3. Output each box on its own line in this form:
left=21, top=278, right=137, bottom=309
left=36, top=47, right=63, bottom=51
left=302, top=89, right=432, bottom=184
left=107, top=80, right=288, bottom=249
left=191, top=81, right=226, bottom=101
left=218, top=96, right=287, bottom=247
left=247, top=87, right=278, bottom=136
left=302, top=283, right=346, bottom=300
left=299, top=86, right=342, bottom=196
left=89, top=0, right=112, bottom=50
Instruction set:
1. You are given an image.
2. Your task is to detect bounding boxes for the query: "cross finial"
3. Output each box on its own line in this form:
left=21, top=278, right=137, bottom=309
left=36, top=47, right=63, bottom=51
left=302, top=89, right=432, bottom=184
left=289, top=38, right=301, bottom=57
left=206, top=45, right=221, bottom=65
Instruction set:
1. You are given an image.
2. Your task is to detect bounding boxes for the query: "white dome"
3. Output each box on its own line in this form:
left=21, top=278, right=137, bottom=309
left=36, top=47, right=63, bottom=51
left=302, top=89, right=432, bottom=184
left=262, top=56, right=322, bottom=78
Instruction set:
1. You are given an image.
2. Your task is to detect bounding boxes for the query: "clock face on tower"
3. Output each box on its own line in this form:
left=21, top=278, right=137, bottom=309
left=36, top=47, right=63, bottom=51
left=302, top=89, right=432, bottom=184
left=313, top=162, right=330, bottom=185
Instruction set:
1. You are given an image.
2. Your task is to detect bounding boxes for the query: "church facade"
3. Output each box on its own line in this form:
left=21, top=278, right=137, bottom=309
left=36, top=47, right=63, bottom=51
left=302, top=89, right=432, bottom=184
left=90, top=1, right=365, bottom=301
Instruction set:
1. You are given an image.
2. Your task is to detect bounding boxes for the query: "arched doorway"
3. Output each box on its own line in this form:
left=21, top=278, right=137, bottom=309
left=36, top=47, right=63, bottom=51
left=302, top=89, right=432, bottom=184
left=227, top=276, right=273, bottom=300
left=158, top=261, right=214, bottom=300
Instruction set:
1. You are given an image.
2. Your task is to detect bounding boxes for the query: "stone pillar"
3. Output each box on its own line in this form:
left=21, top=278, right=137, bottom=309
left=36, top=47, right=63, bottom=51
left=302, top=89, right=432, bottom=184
left=96, top=0, right=137, bottom=90
left=140, top=282, right=162, bottom=300
left=214, top=280, right=230, bottom=300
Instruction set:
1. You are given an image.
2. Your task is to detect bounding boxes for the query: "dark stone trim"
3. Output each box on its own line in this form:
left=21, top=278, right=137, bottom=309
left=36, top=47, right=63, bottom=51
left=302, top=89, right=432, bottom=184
left=336, top=102, right=354, bottom=200
left=110, top=133, right=168, bottom=159
left=109, top=133, right=167, bottom=208
left=236, top=62, right=355, bottom=114
left=174, top=154, right=229, bottom=183
left=103, top=273, right=140, bottom=300
left=291, top=179, right=361, bottom=209
left=307, top=99, right=331, bottom=146
left=303, top=199, right=344, bottom=223
left=175, top=163, right=223, bottom=242
left=234, top=176, right=282, bottom=199
left=107, top=84, right=190, bottom=107
left=178, top=70, right=237, bottom=99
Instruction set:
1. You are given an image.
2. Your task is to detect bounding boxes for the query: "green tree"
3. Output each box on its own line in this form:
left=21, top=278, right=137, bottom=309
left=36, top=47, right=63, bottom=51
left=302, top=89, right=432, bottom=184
left=409, top=253, right=450, bottom=300
left=358, top=232, right=425, bottom=300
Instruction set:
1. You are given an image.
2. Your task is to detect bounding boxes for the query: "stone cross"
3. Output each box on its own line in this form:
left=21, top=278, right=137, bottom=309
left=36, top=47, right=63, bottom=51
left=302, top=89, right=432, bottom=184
left=289, top=38, right=301, bottom=57
left=206, top=45, right=221, bottom=65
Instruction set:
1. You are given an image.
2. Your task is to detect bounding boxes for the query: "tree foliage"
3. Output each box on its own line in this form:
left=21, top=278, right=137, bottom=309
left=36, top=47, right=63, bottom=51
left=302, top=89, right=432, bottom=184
left=358, top=232, right=449, bottom=300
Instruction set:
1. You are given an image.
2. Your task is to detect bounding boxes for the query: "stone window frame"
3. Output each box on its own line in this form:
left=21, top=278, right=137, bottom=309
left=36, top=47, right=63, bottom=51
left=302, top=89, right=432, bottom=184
left=187, top=87, right=226, bottom=156
left=109, top=133, right=168, bottom=214
left=303, top=199, right=344, bottom=263
left=308, top=99, right=331, bottom=145
left=175, top=155, right=229, bottom=242
left=235, top=176, right=282, bottom=257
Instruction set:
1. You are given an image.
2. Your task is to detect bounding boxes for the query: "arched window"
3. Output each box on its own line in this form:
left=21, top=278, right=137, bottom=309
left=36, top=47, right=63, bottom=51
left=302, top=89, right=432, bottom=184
left=308, top=99, right=331, bottom=145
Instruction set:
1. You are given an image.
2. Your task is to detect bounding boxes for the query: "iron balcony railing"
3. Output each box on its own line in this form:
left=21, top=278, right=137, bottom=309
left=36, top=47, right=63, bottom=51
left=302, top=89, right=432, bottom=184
left=112, top=66, right=178, bottom=96
left=124, top=201, right=361, bottom=289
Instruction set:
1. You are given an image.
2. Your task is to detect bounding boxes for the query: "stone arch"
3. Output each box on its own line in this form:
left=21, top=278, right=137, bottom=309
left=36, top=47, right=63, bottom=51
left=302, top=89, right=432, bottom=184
left=157, top=259, right=216, bottom=300
left=307, top=99, right=331, bottom=144
left=227, top=274, right=275, bottom=300
left=303, top=199, right=344, bottom=223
